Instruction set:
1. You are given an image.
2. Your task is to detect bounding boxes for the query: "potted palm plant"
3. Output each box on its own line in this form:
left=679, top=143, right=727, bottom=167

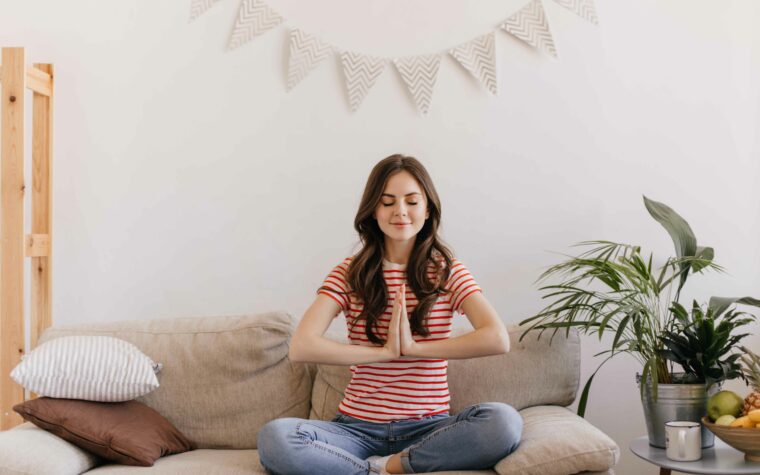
left=519, top=196, right=759, bottom=448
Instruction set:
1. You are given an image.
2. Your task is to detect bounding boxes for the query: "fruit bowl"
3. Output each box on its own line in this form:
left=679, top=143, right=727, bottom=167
left=702, top=416, right=760, bottom=461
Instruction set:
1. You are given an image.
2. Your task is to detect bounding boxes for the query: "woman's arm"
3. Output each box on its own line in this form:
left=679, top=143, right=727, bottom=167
left=401, top=291, right=510, bottom=359
left=289, top=292, right=403, bottom=366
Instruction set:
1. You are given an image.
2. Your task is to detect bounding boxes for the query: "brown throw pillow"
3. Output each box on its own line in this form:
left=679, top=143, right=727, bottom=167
left=13, top=398, right=195, bottom=467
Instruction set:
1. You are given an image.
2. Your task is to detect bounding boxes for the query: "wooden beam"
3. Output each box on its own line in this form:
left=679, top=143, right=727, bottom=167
left=1, top=47, right=26, bottom=430
left=25, top=234, right=50, bottom=257
left=30, top=63, right=53, bottom=352
left=26, top=66, right=52, bottom=97
left=0, top=66, right=51, bottom=97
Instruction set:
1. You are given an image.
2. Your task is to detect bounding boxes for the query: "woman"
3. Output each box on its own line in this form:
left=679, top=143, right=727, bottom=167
left=258, top=155, right=522, bottom=474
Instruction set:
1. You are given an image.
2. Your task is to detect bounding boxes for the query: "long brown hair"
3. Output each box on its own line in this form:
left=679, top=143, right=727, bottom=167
left=324, top=154, right=455, bottom=345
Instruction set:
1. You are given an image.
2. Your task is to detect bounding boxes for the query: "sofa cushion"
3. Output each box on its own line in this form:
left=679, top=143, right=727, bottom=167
left=0, top=422, right=101, bottom=475
left=309, top=326, right=580, bottom=420
left=38, top=311, right=312, bottom=449
left=85, top=449, right=264, bottom=474
left=14, top=398, right=194, bottom=467
left=494, top=406, right=620, bottom=475
left=11, top=335, right=161, bottom=402
left=84, top=449, right=498, bottom=475
left=448, top=326, right=579, bottom=412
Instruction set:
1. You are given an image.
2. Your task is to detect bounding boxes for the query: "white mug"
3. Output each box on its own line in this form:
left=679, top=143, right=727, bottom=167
left=665, top=421, right=702, bottom=461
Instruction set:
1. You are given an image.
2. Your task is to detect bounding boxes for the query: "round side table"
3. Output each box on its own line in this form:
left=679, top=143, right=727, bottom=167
left=630, top=436, right=760, bottom=475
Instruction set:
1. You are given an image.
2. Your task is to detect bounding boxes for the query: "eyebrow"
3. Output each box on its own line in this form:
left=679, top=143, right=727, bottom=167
left=381, top=192, right=422, bottom=198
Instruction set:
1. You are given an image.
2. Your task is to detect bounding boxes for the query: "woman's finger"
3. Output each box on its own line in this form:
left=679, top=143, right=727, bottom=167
left=390, top=291, right=401, bottom=326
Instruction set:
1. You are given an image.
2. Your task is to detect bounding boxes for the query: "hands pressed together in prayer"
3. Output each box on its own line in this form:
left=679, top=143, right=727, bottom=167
left=384, top=283, right=418, bottom=359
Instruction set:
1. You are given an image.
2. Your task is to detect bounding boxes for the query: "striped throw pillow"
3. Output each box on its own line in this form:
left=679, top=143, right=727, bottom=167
left=10, top=336, right=161, bottom=402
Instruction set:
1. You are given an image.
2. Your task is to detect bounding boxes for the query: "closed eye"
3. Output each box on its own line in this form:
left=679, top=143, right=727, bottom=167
left=382, top=202, right=418, bottom=206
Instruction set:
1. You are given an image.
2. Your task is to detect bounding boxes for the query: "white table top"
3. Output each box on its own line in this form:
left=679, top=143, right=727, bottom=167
left=630, top=436, right=760, bottom=474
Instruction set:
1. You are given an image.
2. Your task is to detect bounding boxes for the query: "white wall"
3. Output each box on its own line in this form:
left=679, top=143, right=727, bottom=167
left=2, top=1, right=759, bottom=473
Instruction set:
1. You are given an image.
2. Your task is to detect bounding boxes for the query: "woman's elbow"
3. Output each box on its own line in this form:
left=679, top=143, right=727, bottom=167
left=497, top=329, right=511, bottom=354
left=288, top=337, right=306, bottom=362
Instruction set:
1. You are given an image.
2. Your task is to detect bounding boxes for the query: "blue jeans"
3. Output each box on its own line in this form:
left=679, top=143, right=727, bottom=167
left=257, top=402, right=522, bottom=474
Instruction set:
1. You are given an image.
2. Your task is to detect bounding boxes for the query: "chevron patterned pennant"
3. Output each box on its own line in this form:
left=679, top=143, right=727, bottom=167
left=189, top=0, right=220, bottom=21
left=286, top=28, right=333, bottom=91
left=190, top=0, right=596, bottom=112
left=340, top=52, right=386, bottom=112
left=449, top=32, right=498, bottom=95
left=552, top=0, right=599, bottom=25
left=501, top=0, right=558, bottom=58
left=393, top=55, right=440, bottom=115
left=228, top=0, right=284, bottom=50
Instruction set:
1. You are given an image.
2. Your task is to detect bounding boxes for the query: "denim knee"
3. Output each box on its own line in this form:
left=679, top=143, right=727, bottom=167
left=257, top=418, right=300, bottom=471
left=476, top=403, right=523, bottom=456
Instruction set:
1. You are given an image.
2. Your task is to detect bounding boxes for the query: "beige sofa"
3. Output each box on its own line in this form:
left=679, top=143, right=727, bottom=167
left=0, top=311, right=619, bottom=475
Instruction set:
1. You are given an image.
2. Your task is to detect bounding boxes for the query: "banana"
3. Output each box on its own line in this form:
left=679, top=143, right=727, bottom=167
left=730, top=416, right=754, bottom=428
left=747, top=409, right=760, bottom=423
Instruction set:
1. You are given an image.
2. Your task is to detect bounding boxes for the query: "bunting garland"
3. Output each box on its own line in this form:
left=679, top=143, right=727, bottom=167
left=227, top=0, right=283, bottom=50
left=189, top=0, right=221, bottom=21
left=286, top=28, right=333, bottom=91
left=449, top=33, right=498, bottom=95
left=191, top=0, right=598, bottom=113
left=501, top=0, right=558, bottom=58
left=394, top=55, right=441, bottom=115
left=341, top=52, right=386, bottom=112
left=553, top=0, right=599, bottom=25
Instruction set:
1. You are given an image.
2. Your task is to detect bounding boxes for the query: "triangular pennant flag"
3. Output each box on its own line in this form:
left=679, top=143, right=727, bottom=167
left=228, top=0, right=284, bottom=50
left=340, top=52, right=386, bottom=112
left=552, top=0, right=599, bottom=25
left=393, top=55, right=440, bottom=115
left=501, top=0, right=558, bottom=58
left=449, top=33, right=498, bottom=95
left=286, top=28, right=333, bottom=91
left=189, top=0, right=220, bottom=22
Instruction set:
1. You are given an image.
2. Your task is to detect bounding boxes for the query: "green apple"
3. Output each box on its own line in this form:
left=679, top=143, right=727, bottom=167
left=707, top=390, right=743, bottom=421
left=715, top=415, right=737, bottom=426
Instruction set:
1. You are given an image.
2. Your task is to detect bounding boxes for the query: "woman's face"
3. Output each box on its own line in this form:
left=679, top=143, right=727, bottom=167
left=373, top=170, right=430, bottom=243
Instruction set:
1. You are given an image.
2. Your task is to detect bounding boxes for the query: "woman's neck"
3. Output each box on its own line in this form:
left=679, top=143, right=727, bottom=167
left=383, top=239, right=414, bottom=265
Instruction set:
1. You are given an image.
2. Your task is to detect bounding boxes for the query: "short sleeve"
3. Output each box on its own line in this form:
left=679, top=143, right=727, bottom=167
left=317, top=258, right=352, bottom=314
left=445, top=259, right=482, bottom=315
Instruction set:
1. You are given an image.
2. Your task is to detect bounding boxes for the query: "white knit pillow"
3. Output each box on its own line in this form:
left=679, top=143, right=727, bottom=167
left=11, top=336, right=161, bottom=402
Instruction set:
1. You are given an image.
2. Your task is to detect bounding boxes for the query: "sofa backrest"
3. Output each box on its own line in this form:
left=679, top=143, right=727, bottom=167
left=36, top=313, right=580, bottom=447
left=37, top=311, right=311, bottom=450
left=308, top=325, right=580, bottom=420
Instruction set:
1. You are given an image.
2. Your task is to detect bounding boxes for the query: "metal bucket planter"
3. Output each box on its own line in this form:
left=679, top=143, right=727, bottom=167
left=637, top=373, right=718, bottom=448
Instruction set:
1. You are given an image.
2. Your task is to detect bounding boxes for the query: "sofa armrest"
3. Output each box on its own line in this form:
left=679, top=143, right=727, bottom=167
left=494, top=406, right=619, bottom=475
left=0, top=422, right=100, bottom=475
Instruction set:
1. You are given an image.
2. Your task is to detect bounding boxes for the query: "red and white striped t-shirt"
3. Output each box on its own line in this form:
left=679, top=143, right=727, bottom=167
left=317, top=255, right=482, bottom=423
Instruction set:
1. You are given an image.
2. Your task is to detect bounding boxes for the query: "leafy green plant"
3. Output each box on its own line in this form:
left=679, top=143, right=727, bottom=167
left=657, top=301, right=754, bottom=389
left=519, top=196, right=760, bottom=417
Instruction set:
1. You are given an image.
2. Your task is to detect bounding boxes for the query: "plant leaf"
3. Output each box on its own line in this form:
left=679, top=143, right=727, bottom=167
left=709, top=296, right=760, bottom=318
left=640, top=359, right=651, bottom=401
left=643, top=196, right=697, bottom=259
left=692, top=246, right=714, bottom=272
left=577, top=355, right=614, bottom=418
left=642, top=196, right=697, bottom=292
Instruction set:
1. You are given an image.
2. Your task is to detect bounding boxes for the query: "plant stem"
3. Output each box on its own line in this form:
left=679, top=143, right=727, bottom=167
left=658, top=357, right=671, bottom=383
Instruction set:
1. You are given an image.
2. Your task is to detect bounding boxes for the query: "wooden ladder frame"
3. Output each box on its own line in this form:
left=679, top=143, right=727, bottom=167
left=0, top=47, right=54, bottom=430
